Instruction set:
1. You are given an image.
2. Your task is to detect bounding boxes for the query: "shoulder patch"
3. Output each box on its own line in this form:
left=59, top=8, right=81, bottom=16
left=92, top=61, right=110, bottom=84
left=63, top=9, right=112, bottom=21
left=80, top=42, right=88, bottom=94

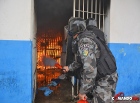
left=79, top=43, right=90, bottom=56
left=80, top=44, right=90, bottom=49
left=82, top=47, right=89, bottom=56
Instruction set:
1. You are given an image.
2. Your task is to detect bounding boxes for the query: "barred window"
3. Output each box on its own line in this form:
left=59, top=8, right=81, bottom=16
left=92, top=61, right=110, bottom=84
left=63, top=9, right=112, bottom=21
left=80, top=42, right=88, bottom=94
left=73, top=0, right=107, bottom=31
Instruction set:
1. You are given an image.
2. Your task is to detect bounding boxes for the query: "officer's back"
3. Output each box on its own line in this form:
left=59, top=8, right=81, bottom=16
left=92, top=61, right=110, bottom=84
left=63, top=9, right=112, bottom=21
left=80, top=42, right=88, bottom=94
left=86, top=18, right=107, bottom=43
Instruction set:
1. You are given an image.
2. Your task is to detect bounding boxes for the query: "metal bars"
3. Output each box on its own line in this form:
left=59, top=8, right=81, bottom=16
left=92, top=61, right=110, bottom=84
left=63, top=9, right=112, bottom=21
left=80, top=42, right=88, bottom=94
left=73, top=0, right=105, bottom=31
left=73, top=0, right=76, bottom=17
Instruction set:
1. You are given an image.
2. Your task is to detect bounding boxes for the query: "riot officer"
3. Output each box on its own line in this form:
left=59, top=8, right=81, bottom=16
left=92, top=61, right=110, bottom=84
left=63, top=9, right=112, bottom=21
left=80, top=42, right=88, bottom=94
left=63, top=17, right=118, bottom=103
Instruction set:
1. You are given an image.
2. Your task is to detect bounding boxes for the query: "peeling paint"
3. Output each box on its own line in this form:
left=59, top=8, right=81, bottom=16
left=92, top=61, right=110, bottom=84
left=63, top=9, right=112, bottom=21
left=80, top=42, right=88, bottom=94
left=0, top=71, right=18, bottom=91
left=138, top=46, right=140, bottom=52
left=124, top=53, right=126, bottom=56
left=119, top=48, right=127, bottom=56
left=0, top=40, right=32, bottom=103
left=109, top=43, right=140, bottom=96
left=119, top=48, right=124, bottom=53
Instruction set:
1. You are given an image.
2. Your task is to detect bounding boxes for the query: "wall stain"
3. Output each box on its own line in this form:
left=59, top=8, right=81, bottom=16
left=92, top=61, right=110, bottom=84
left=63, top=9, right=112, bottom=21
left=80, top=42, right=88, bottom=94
left=119, top=48, right=124, bottom=53
left=119, top=48, right=126, bottom=56
left=0, top=71, right=21, bottom=94
left=138, top=46, right=140, bottom=52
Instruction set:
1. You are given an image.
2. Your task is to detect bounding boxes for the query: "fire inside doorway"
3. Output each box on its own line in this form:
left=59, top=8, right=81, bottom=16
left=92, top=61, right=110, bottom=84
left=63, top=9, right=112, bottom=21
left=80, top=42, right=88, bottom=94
left=35, top=0, right=73, bottom=102
left=35, top=29, right=73, bottom=102
left=36, top=30, right=62, bottom=88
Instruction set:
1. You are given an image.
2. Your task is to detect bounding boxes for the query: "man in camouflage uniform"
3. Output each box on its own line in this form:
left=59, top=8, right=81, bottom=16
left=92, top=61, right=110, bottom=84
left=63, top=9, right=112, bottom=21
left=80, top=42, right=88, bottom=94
left=63, top=17, right=118, bottom=103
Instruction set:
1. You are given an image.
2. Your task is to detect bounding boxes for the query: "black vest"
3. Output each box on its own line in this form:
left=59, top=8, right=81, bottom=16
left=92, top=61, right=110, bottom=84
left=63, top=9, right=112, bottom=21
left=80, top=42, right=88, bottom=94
left=79, top=30, right=117, bottom=80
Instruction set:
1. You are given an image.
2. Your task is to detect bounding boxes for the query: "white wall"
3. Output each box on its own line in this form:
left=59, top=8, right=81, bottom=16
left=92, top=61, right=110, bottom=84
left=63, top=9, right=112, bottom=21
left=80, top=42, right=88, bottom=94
left=30, top=0, right=37, bottom=41
left=0, top=0, right=35, bottom=40
left=30, top=0, right=37, bottom=101
left=110, top=0, right=140, bottom=43
left=0, top=0, right=37, bottom=101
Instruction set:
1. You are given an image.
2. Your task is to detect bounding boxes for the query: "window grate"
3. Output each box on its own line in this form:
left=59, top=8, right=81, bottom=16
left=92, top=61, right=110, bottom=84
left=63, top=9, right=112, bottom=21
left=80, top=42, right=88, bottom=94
left=73, top=0, right=105, bottom=31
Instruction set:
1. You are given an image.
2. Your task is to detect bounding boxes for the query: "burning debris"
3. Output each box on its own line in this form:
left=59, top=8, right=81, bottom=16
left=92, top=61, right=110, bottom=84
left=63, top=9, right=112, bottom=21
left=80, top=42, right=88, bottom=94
left=36, top=30, right=62, bottom=70
left=36, top=30, right=63, bottom=89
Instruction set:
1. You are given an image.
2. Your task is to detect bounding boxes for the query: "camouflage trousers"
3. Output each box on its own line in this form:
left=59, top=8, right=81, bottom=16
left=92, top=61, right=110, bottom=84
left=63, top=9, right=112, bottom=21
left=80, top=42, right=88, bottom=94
left=88, top=72, right=118, bottom=103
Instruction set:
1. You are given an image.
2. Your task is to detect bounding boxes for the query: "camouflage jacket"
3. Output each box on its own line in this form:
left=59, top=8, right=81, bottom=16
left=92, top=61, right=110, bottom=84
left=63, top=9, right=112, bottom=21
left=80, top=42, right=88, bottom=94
left=68, top=34, right=100, bottom=94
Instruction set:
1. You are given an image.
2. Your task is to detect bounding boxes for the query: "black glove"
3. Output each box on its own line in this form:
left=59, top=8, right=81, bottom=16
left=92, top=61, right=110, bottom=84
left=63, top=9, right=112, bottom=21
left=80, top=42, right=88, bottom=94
left=86, top=92, right=93, bottom=99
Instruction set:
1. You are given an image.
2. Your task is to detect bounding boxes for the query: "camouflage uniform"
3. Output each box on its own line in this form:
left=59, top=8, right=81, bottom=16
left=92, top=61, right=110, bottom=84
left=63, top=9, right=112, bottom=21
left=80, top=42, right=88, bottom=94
left=68, top=35, right=118, bottom=103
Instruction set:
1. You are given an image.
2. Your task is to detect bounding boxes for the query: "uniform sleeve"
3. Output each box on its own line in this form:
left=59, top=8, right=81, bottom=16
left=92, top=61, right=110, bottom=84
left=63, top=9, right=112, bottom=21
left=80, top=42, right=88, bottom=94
left=78, top=37, right=98, bottom=94
left=68, top=61, right=81, bottom=71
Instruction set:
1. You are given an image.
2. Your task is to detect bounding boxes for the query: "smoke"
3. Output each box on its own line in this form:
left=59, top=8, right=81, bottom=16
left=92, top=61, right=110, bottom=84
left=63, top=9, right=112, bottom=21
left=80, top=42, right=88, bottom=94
left=104, top=0, right=110, bottom=15
left=35, top=0, right=73, bottom=33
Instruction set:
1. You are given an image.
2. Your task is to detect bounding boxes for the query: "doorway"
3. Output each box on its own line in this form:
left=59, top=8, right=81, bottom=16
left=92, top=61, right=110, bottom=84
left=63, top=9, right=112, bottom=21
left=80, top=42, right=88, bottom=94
left=34, top=0, right=73, bottom=103
left=34, top=0, right=110, bottom=103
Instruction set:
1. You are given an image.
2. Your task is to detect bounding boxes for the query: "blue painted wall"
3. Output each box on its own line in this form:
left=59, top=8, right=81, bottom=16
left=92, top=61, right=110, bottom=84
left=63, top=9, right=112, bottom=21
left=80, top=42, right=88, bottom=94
left=0, top=40, right=140, bottom=102
left=0, top=40, right=32, bottom=103
left=109, top=43, right=140, bottom=96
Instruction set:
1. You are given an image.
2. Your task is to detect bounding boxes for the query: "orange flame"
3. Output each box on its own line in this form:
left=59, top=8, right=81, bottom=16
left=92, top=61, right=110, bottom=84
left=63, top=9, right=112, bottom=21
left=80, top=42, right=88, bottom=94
left=36, top=30, right=62, bottom=70
left=36, top=30, right=63, bottom=87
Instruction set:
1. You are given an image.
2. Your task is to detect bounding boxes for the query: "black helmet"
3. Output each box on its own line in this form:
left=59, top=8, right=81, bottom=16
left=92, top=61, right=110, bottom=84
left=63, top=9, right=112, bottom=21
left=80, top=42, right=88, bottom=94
left=68, top=17, right=86, bottom=36
left=86, top=18, right=97, bottom=30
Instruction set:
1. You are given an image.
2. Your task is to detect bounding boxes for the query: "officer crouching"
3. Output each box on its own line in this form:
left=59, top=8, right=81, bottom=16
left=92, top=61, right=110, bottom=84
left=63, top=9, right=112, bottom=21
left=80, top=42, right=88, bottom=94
left=63, top=17, right=118, bottom=103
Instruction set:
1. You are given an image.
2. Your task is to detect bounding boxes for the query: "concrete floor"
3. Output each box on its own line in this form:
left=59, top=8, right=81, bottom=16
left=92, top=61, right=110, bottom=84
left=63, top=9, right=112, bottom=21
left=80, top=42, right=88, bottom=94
left=35, top=79, right=74, bottom=103
left=35, top=69, right=140, bottom=103
left=35, top=79, right=140, bottom=103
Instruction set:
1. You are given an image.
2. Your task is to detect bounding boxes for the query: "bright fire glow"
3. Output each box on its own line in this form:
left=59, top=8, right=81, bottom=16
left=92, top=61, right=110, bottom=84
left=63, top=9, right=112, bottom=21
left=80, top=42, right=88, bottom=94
left=36, top=30, right=63, bottom=87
